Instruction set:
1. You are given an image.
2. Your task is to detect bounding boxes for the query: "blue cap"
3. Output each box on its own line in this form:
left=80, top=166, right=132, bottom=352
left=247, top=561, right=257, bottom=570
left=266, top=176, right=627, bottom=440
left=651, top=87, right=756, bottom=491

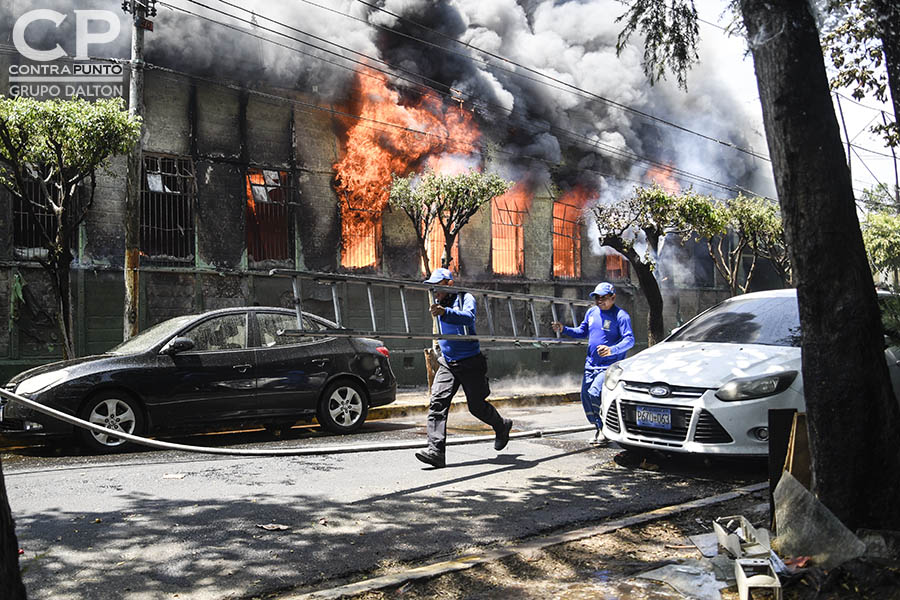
left=424, top=267, right=454, bottom=284
left=589, top=282, right=615, bottom=297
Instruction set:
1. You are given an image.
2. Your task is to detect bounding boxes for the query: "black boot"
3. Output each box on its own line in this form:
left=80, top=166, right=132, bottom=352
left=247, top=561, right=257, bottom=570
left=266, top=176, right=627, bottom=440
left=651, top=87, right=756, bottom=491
left=494, top=418, right=513, bottom=451
left=415, top=449, right=446, bottom=468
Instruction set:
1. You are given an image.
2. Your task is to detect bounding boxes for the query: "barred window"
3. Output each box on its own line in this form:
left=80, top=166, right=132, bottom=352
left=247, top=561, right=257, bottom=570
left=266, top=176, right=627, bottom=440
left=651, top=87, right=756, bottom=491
left=341, top=203, right=382, bottom=270
left=552, top=200, right=582, bottom=279
left=606, top=252, right=630, bottom=280
left=246, top=168, right=292, bottom=264
left=425, top=222, right=459, bottom=274
left=13, top=179, right=53, bottom=261
left=140, top=155, right=196, bottom=266
left=491, top=197, right=525, bottom=276
left=12, top=179, right=82, bottom=261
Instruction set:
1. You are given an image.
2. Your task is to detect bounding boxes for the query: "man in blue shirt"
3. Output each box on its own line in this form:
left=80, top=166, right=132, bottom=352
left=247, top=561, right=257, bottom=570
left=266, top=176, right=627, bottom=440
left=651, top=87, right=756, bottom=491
left=415, top=268, right=513, bottom=468
left=552, top=282, right=634, bottom=444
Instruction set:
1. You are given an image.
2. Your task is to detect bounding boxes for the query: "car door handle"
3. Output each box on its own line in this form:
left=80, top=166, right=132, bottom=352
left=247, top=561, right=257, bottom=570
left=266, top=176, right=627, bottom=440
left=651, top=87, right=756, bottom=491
left=312, top=358, right=329, bottom=366
left=233, top=364, right=252, bottom=373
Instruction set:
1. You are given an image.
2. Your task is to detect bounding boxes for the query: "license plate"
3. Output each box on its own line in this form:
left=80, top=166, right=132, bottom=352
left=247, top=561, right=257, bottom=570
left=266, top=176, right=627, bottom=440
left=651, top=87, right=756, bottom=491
left=635, top=405, right=671, bottom=429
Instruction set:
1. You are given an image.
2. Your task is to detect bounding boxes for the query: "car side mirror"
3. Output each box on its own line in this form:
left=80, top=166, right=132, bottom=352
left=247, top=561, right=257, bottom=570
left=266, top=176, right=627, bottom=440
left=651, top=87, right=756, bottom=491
left=162, top=337, right=194, bottom=355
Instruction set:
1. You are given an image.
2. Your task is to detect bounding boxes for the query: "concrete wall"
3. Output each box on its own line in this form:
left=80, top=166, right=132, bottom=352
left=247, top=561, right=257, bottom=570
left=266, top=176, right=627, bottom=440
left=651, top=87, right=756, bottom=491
left=0, top=67, right=740, bottom=387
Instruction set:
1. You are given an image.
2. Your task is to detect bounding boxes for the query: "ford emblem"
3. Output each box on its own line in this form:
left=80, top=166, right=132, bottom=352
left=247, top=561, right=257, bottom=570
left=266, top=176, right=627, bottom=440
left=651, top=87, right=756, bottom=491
left=649, top=384, right=670, bottom=398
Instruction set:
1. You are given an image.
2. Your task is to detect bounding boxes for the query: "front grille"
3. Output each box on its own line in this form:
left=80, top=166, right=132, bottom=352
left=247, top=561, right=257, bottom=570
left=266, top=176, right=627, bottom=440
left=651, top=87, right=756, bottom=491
left=622, top=381, right=707, bottom=399
left=620, top=401, right=691, bottom=441
left=604, top=400, right=620, bottom=433
left=694, top=409, right=733, bottom=443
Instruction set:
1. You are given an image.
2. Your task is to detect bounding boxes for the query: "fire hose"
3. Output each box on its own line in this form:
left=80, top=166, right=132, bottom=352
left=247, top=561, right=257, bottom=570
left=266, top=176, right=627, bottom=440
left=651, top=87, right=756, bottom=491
left=0, top=388, right=596, bottom=457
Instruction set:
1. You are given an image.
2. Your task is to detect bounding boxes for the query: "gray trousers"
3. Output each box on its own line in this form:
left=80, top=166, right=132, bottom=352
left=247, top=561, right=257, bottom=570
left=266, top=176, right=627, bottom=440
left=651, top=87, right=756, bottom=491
left=426, top=353, right=504, bottom=453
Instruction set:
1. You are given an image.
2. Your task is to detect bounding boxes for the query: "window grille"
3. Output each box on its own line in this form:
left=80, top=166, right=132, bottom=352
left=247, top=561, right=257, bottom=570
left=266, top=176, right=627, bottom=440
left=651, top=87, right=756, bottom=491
left=140, top=155, right=196, bottom=266
left=425, top=222, right=459, bottom=274
left=13, top=179, right=54, bottom=261
left=605, top=252, right=630, bottom=280
left=12, top=179, right=83, bottom=261
left=552, top=200, right=582, bottom=279
left=341, top=201, right=382, bottom=269
left=491, top=197, right=525, bottom=275
left=246, top=168, right=292, bottom=264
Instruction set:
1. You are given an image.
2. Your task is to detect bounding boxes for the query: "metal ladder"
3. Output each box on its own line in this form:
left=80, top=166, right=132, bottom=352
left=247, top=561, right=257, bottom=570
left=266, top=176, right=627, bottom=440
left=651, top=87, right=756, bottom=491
left=268, top=269, right=593, bottom=346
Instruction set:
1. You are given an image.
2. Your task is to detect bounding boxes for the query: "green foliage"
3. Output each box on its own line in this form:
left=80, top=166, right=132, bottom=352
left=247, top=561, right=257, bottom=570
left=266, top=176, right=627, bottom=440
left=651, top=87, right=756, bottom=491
left=879, top=293, right=900, bottom=345
left=0, top=95, right=140, bottom=359
left=389, top=169, right=511, bottom=272
left=695, top=193, right=787, bottom=294
left=0, top=96, right=141, bottom=187
left=859, top=185, right=900, bottom=275
left=591, top=184, right=701, bottom=266
left=821, top=0, right=899, bottom=147
left=863, top=210, right=900, bottom=273
left=615, top=0, right=700, bottom=90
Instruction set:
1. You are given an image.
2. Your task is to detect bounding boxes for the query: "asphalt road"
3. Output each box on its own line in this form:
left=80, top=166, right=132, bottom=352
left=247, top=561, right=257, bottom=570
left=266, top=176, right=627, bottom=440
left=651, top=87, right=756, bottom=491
left=3, top=402, right=766, bottom=600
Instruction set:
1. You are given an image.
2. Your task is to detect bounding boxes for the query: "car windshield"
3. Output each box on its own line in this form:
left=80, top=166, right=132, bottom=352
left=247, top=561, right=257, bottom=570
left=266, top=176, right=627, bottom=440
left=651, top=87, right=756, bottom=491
left=108, top=315, right=197, bottom=355
left=668, top=295, right=802, bottom=347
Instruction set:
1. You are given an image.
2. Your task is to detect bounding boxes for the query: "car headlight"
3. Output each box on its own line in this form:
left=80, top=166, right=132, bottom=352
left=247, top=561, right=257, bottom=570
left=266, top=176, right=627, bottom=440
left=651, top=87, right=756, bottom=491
left=604, top=363, right=623, bottom=391
left=715, top=370, right=798, bottom=402
left=15, top=370, right=69, bottom=395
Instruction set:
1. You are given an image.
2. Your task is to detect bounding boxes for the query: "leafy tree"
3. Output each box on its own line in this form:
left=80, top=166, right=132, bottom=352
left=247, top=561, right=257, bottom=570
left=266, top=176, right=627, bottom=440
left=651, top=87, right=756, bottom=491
left=0, top=96, right=141, bottom=360
left=821, top=0, right=900, bottom=147
left=688, top=193, right=788, bottom=294
left=860, top=184, right=900, bottom=285
left=590, top=184, right=696, bottom=345
left=615, top=0, right=900, bottom=530
left=862, top=210, right=900, bottom=275
left=389, top=169, right=511, bottom=276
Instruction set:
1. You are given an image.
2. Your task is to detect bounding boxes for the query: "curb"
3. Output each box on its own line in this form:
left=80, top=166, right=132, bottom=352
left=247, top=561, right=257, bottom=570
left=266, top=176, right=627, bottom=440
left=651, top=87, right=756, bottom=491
left=367, top=391, right=580, bottom=420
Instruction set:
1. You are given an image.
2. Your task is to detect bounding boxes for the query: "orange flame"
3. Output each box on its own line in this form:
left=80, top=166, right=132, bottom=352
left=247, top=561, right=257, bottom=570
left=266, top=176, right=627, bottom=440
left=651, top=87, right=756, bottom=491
left=245, top=170, right=265, bottom=219
left=553, top=186, right=591, bottom=278
left=333, top=70, right=481, bottom=268
left=425, top=223, right=459, bottom=274
left=492, top=182, right=532, bottom=275
left=645, top=165, right=681, bottom=195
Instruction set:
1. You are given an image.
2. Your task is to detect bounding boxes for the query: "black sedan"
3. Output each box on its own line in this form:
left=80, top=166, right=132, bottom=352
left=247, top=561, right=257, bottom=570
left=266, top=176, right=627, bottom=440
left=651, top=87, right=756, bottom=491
left=0, top=307, right=396, bottom=452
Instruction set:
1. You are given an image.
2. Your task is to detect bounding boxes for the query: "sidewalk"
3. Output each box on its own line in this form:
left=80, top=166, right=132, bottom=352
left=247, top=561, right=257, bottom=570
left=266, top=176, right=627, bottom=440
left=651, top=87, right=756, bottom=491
left=368, top=386, right=581, bottom=420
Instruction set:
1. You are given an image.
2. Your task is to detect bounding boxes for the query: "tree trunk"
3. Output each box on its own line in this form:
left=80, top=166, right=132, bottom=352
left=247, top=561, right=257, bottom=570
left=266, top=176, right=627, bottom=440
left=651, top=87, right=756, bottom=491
left=740, top=0, right=900, bottom=530
left=872, top=0, right=900, bottom=139
left=607, top=240, right=665, bottom=345
left=0, top=458, right=27, bottom=599
left=47, top=248, right=75, bottom=360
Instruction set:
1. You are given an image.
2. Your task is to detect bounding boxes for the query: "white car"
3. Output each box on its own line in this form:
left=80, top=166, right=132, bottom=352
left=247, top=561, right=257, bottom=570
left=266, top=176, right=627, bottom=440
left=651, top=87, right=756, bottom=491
left=600, top=289, right=900, bottom=456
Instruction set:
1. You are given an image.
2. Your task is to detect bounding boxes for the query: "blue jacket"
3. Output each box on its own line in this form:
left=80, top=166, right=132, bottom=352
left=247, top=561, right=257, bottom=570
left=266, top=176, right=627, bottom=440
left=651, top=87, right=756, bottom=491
left=562, top=304, right=635, bottom=370
left=436, top=292, right=480, bottom=362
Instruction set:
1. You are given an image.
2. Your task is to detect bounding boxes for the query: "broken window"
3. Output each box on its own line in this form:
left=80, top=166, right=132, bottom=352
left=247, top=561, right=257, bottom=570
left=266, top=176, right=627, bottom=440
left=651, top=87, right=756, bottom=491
left=246, top=168, right=292, bottom=265
left=140, top=154, right=196, bottom=266
left=341, top=202, right=382, bottom=270
left=605, top=252, right=630, bottom=280
left=552, top=199, right=582, bottom=279
left=491, top=197, right=525, bottom=276
left=425, top=222, right=459, bottom=274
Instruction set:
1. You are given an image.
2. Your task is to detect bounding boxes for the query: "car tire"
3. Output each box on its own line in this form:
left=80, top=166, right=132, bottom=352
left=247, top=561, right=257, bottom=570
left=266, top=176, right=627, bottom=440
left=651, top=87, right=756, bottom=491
left=77, top=392, right=145, bottom=453
left=317, top=380, right=368, bottom=434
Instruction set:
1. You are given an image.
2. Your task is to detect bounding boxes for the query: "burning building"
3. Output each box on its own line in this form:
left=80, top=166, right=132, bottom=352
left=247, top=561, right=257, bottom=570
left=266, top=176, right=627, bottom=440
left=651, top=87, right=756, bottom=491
left=0, top=0, right=772, bottom=384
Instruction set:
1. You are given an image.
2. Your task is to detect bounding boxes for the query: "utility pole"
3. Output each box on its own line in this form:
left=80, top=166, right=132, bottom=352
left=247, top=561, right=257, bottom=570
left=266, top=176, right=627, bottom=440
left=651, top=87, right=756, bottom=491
left=122, top=0, right=155, bottom=339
